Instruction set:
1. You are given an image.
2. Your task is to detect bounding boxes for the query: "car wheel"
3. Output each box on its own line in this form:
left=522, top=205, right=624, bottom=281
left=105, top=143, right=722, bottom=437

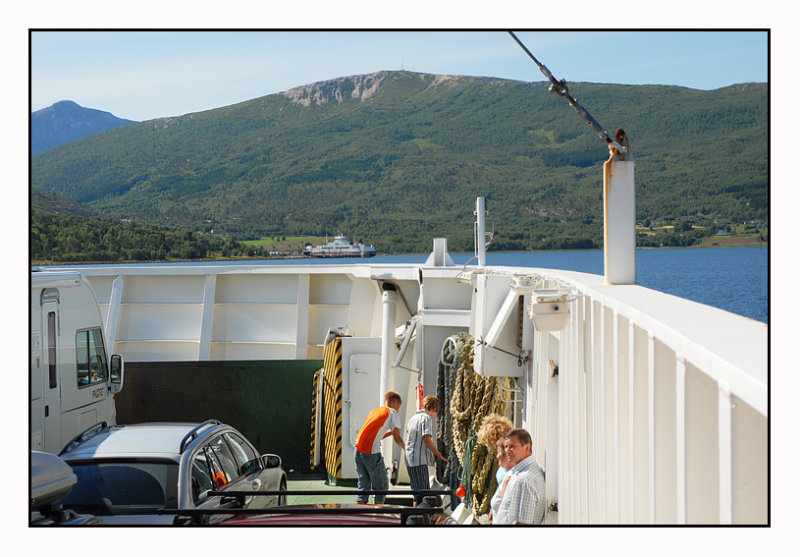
left=278, top=478, right=287, bottom=506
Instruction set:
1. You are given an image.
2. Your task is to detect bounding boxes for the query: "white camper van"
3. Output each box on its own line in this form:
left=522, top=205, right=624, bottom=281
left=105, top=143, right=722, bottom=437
left=31, top=270, right=124, bottom=454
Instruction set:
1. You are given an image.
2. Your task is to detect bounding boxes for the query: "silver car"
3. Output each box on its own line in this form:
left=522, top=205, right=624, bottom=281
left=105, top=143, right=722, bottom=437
left=56, top=419, right=287, bottom=525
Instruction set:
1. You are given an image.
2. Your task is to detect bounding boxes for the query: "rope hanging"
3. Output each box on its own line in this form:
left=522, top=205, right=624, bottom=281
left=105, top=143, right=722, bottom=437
left=436, top=333, right=512, bottom=516
left=436, top=332, right=471, bottom=483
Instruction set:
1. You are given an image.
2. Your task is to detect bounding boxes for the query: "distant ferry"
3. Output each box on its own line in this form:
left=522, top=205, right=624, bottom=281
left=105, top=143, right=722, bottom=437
left=304, top=234, right=376, bottom=258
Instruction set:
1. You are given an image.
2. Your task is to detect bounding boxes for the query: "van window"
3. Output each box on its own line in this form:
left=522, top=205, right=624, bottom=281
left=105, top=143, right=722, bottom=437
left=76, top=328, right=108, bottom=387
left=47, top=312, right=57, bottom=389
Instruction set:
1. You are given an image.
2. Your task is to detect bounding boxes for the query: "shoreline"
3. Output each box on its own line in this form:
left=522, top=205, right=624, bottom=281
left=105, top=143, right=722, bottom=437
left=31, top=241, right=768, bottom=267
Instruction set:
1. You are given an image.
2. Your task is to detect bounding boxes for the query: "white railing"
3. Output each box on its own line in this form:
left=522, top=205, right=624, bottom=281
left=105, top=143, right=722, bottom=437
left=522, top=268, right=768, bottom=524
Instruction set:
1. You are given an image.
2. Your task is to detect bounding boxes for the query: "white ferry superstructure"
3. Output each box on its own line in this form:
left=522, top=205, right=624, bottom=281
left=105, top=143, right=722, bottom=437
left=45, top=194, right=768, bottom=525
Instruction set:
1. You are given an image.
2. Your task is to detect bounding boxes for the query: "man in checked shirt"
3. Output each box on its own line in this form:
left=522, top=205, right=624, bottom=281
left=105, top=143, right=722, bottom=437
left=493, top=428, right=546, bottom=525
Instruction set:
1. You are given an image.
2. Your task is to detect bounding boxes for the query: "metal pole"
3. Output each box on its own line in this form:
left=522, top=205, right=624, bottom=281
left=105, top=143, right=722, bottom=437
left=476, top=197, right=487, bottom=266
left=603, top=132, right=636, bottom=284
left=380, top=283, right=397, bottom=403
left=508, top=32, right=635, bottom=283
left=508, top=31, right=623, bottom=152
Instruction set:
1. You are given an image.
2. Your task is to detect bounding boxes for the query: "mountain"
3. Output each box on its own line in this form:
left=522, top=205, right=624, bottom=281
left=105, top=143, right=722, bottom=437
left=31, top=100, right=136, bottom=155
left=31, top=188, right=105, bottom=217
left=31, top=72, right=767, bottom=253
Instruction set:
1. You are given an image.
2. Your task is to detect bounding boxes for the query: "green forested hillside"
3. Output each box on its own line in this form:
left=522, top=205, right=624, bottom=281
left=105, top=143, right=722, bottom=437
left=30, top=212, right=251, bottom=263
left=31, top=71, right=767, bottom=254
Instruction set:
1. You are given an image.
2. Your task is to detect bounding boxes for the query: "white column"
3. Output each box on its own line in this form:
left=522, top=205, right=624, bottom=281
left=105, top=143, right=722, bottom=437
left=476, top=196, right=487, bottom=266
left=198, top=274, right=216, bottom=360
left=295, top=274, right=310, bottom=359
left=379, top=284, right=397, bottom=404
left=603, top=154, right=636, bottom=285
left=105, top=276, right=124, bottom=354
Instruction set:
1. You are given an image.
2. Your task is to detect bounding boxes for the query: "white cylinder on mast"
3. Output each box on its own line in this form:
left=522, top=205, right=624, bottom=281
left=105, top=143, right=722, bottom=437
left=603, top=135, right=636, bottom=285
left=476, top=197, right=487, bottom=267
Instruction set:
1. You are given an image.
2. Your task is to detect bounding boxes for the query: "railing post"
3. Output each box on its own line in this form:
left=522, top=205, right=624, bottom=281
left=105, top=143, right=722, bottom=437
left=718, top=381, right=733, bottom=524
left=604, top=130, right=636, bottom=285
left=675, top=356, right=687, bottom=524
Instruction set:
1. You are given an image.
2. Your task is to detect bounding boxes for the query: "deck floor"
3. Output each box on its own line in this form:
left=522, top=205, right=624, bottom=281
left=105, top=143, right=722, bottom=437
left=285, top=472, right=415, bottom=506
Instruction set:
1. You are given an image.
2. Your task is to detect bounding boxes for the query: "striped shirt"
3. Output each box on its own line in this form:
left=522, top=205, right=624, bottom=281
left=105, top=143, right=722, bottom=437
left=493, top=455, right=546, bottom=525
left=404, top=410, right=434, bottom=467
left=355, top=405, right=401, bottom=454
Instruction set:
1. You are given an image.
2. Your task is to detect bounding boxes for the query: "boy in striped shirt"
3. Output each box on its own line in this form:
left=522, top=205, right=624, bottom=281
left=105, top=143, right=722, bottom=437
left=404, top=395, right=448, bottom=505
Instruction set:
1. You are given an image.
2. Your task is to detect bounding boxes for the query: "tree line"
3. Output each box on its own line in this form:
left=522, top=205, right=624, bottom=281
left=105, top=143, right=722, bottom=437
left=30, top=213, right=250, bottom=263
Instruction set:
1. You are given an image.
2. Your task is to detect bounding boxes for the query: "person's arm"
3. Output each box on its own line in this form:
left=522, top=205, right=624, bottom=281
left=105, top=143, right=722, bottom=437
left=392, top=427, right=404, bottom=448
left=423, top=434, right=447, bottom=461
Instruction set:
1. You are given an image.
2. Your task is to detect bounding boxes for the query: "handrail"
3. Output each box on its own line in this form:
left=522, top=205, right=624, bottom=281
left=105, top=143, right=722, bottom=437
left=207, top=489, right=454, bottom=498
left=162, top=490, right=454, bottom=525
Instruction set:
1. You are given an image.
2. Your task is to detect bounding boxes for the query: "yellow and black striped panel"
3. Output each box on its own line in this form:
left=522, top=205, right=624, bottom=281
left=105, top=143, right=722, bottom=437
left=322, top=337, right=344, bottom=479
left=309, top=368, right=322, bottom=469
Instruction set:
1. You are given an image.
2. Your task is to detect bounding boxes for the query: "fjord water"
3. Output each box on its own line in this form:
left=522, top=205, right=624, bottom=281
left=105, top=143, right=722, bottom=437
left=62, top=246, right=768, bottom=323
left=246, top=246, right=768, bottom=323
left=485, top=246, right=769, bottom=323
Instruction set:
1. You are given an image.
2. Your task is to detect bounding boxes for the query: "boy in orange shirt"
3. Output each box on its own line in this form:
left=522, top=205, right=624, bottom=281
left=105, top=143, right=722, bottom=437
left=354, top=391, right=404, bottom=503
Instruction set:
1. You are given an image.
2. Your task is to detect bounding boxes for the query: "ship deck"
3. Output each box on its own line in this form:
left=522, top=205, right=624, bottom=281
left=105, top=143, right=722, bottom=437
left=285, top=471, right=416, bottom=506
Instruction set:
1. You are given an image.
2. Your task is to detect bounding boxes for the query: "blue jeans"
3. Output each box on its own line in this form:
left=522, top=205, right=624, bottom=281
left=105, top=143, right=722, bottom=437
left=354, top=449, right=389, bottom=503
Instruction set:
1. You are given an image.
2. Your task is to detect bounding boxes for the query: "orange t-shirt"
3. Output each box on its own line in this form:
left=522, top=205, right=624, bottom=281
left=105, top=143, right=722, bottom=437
left=355, top=406, right=400, bottom=454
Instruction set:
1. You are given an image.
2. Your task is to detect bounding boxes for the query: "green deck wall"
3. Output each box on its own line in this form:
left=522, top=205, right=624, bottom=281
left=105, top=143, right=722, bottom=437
left=115, top=360, right=322, bottom=471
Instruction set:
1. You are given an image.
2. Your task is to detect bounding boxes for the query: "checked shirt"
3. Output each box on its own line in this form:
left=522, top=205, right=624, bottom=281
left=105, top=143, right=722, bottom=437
left=493, top=455, right=546, bottom=525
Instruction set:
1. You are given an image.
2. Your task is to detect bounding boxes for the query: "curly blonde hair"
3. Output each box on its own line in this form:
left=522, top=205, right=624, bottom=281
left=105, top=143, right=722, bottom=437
left=477, top=413, right=514, bottom=450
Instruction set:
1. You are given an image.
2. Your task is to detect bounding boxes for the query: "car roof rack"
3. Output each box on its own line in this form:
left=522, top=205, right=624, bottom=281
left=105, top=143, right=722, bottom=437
left=58, top=421, right=108, bottom=456
left=179, top=419, right=221, bottom=454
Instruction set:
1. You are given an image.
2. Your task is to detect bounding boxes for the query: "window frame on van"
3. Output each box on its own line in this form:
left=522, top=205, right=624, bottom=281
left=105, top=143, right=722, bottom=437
left=47, top=311, right=57, bottom=389
left=75, top=327, right=109, bottom=388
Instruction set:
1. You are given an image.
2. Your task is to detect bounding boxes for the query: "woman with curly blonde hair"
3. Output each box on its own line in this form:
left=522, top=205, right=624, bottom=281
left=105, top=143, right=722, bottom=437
left=477, top=413, right=514, bottom=521
left=477, top=413, right=514, bottom=452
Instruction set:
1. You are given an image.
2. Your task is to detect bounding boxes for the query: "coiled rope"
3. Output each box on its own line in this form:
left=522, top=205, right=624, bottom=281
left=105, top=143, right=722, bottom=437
left=436, top=333, right=511, bottom=516
left=436, top=332, right=471, bottom=483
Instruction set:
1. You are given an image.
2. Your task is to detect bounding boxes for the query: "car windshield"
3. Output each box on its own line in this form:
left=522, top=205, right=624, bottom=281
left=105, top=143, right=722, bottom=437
left=58, top=460, right=179, bottom=514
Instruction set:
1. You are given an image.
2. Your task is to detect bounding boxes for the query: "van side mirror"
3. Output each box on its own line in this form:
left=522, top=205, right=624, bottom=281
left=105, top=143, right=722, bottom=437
left=109, top=354, right=124, bottom=394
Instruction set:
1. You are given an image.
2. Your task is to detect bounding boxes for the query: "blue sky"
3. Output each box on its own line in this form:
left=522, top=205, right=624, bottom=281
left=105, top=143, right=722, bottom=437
left=31, top=30, right=768, bottom=122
